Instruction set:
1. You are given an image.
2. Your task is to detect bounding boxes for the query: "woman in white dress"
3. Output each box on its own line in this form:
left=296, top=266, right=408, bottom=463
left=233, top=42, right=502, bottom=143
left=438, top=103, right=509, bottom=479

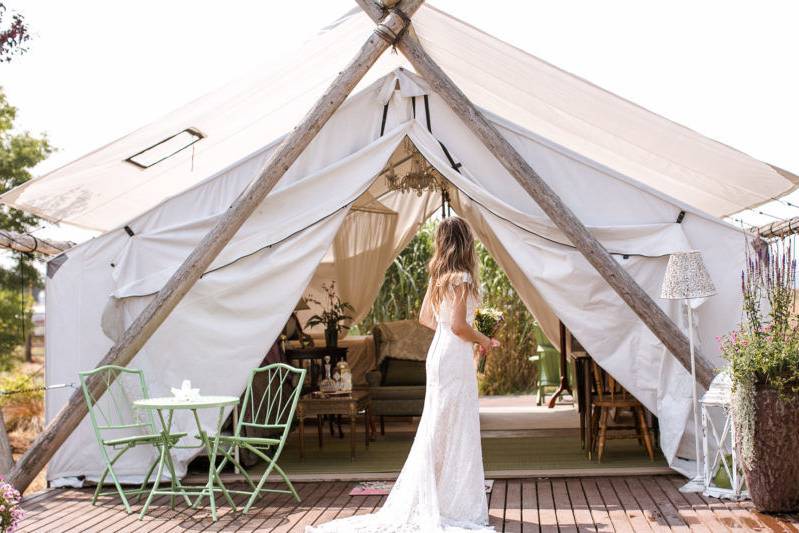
left=308, top=217, right=499, bottom=532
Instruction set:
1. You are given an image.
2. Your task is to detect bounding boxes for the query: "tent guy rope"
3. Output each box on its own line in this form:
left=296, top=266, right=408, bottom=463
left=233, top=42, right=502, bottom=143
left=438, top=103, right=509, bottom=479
left=5, top=2, right=424, bottom=493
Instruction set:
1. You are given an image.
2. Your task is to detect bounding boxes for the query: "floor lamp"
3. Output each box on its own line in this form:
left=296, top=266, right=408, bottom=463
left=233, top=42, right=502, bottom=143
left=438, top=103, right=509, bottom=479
left=660, top=250, right=716, bottom=493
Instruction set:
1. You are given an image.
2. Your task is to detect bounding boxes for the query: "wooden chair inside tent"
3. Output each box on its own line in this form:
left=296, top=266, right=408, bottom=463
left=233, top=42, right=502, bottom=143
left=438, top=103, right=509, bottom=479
left=590, top=361, right=655, bottom=461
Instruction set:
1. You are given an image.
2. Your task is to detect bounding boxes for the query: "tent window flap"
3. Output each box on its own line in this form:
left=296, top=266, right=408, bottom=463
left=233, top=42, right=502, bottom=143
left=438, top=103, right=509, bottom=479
left=125, top=127, right=204, bottom=169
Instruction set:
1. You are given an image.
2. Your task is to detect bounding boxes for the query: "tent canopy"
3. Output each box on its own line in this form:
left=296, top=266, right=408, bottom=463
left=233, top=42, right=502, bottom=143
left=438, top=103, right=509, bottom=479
left=3, top=5, right=795, bottom=231
left=38, top=57, right=749, bottom=483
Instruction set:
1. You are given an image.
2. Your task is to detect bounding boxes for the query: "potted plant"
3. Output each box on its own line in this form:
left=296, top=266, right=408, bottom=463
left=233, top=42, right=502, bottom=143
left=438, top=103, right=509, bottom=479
left=720, top=238, right=799, bottom=512
left=305, top=282, right=354, bottom=348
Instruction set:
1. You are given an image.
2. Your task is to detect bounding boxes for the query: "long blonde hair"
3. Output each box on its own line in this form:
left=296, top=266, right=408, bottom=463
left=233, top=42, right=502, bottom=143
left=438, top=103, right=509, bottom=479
left=428, top=217, right=480, bottom=311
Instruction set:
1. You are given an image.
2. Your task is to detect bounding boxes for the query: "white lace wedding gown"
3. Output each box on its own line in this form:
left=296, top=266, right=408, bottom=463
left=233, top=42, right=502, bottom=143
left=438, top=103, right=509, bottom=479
left=307, top=273, right=492, bottom=532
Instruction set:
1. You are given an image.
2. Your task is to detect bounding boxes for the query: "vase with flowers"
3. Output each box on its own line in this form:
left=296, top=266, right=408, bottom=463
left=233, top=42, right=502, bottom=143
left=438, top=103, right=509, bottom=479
left=305, top=282, right=354, bottom=348
left=719, top=237, right=799, bottom=512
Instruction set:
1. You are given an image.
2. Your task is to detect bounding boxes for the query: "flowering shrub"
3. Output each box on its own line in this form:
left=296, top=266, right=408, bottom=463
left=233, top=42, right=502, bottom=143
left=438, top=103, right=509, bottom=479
left=720, top=237, right=799, bottom=396
left=0, top=478, right=22, bottom=532
left=720, top=236, right=799, bottom=468
left=720, top=325, right=799, bottom=397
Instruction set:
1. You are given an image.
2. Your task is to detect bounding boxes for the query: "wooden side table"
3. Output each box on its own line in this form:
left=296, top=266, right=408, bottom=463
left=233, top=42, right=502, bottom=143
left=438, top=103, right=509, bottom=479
left=296, top=390, right=371, bottom=460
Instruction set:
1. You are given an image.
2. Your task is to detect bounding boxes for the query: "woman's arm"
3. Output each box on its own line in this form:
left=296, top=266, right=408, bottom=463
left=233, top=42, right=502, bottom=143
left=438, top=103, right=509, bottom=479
left=449, top=285, right=496, bottom=351
left=419, top=283, right=437, bottom=331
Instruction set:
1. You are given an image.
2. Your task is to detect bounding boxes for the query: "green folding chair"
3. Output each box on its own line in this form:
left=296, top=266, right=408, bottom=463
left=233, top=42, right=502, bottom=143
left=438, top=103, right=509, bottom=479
left=529, top=325, right=562, bottom=406
left=208, top=363, right=306, bottom=514
left=79, top=365, right=187, bottom=513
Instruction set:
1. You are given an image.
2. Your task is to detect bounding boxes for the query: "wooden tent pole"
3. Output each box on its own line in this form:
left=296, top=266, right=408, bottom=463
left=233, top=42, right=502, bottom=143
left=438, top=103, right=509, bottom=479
left=757, top=215, right=799, bottom=240
left=7, top=3, right=423, bottom=492
left=357, top=0, right=714, bottom=389
left=0, top=230, right=73, bottom=256
left=0, top=411, right=13, bottom=476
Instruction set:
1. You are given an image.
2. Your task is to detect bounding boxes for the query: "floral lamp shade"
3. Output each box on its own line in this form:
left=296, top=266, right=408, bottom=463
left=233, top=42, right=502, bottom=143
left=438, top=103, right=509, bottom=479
left=661, top=251, right=717, bottom=300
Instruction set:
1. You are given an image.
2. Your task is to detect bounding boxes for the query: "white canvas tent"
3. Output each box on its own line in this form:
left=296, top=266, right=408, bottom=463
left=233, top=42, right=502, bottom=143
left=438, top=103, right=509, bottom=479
left=3, top=5, right=793, bottom=484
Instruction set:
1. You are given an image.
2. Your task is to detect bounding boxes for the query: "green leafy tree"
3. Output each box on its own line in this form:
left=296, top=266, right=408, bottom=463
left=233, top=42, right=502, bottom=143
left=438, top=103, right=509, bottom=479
left=0, top=89, right=51, bottom=287
left=0, top=89, right=52, bottom=364
left=0, top=288, right=31, bottom=370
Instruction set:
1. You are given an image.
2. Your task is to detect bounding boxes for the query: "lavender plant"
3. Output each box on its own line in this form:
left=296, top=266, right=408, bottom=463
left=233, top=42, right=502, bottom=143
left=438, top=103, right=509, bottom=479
left=722, top=236, right=799, bottom=396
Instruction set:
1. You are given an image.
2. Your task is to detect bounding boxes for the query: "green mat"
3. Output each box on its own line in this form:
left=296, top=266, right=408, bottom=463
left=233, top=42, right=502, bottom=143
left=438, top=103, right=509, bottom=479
left=275, top=433, right=666, bottom=475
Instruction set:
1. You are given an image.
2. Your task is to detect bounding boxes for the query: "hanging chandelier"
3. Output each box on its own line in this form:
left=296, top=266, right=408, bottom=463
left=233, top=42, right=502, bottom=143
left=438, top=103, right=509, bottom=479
left=384, top=138, right=448, bottom=197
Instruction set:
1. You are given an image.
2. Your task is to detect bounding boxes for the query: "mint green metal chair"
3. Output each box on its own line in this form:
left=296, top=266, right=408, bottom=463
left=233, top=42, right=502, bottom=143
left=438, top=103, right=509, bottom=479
left=529, top=325, right=562, bottom=406
left=209, top=363, right=306, bottom=514
left=79, top=365, right=187, bottom=513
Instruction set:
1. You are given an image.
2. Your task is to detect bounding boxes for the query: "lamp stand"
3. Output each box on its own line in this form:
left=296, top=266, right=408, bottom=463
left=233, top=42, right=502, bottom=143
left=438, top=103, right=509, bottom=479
left=680, top=302, right=705, bottom=493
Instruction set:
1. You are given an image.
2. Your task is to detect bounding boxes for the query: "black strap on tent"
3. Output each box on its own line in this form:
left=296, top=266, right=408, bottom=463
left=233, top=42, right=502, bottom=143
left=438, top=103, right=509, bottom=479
left=423, top=95, right=432, bottom=132
left=124, top=225, right=135, bottom=237
left=420, top=94, right=462, bottom=174
left=676, top=210, right=686, bottom=223
left=380, top=103, right=389, bottom=136
left=439, top=143, right=462, bottom=173
left=411, top=96, right=416, bottom=119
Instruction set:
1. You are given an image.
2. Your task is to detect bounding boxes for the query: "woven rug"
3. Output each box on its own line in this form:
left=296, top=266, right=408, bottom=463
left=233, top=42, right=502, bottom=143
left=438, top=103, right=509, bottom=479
left=349, top=479, right=494, bottom=496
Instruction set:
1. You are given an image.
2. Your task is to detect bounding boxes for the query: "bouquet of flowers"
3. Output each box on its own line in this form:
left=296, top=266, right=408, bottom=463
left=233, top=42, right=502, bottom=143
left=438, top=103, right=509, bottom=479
left=0, top=478, right=22, bottom=533
left=474, top=307, right=504, bottom=373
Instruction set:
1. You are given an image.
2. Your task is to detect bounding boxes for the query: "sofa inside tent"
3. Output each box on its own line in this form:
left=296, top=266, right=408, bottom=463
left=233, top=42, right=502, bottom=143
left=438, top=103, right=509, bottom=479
left=5, top=5, right=793, bottom=486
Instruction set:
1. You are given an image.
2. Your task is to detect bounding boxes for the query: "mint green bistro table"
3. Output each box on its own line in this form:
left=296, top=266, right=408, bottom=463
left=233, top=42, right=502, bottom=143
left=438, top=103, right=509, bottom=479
left=133, top=395, right=239, bottom=521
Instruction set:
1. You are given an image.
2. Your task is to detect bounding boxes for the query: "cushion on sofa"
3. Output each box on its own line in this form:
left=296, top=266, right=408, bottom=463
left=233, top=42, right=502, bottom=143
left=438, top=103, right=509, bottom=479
left=374, top=319, right=434, bottom=364
left=382, top=358, right=426, bottom=386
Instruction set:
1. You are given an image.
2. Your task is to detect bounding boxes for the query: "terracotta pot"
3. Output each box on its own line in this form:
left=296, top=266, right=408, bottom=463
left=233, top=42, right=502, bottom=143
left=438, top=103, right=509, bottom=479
left=735, top=387, right=799, bottom=513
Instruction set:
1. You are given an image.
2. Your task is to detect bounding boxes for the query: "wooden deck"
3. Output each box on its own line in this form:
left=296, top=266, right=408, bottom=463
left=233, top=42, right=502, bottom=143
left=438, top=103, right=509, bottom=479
left=19, top=476, right=799, bottom=532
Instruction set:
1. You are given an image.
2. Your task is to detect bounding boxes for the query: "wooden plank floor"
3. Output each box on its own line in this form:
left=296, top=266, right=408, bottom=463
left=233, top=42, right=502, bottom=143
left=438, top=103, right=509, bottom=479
left=18, top=476, right=799, bottom=532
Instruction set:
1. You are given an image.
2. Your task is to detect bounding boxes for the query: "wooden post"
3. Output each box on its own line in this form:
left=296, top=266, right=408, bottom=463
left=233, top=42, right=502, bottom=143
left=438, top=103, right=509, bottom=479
left=0, top=230, right=73, bottom=256
left=7, top=2, right=424, bottom=493
left=0, top=410, right=13, bottom=476
left=757, top=216, right=799, bottom=240
left=357, top=0, right=715, bottom=389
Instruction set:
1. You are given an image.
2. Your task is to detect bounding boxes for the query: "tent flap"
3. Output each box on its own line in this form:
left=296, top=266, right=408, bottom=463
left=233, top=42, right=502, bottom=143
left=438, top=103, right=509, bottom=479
left=39, top=8, right=755, bottom=483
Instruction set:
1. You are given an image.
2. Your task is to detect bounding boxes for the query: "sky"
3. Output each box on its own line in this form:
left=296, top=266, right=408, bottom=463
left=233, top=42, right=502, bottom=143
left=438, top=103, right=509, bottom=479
left=2, top=0, right=799, bottom=240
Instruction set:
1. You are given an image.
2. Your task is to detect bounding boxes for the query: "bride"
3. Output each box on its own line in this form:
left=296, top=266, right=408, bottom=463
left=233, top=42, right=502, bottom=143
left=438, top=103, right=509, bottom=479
left=308, top=217, right=499, bottom=532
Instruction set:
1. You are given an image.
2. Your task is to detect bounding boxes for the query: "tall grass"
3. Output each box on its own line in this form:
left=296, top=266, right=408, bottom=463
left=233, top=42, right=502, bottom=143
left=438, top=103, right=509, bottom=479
left=476, top=245, right=537, bottom=395
left=0, top=370, right=44, bottom=452
left=357, top=221, right=435, bottom=334
left=357, top=219, right=537, bottom=395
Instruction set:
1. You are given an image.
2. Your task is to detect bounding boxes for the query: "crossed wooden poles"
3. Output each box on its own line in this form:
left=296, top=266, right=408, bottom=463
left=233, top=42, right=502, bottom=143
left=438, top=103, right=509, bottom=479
left=8, top=0, right=714, bottom=492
